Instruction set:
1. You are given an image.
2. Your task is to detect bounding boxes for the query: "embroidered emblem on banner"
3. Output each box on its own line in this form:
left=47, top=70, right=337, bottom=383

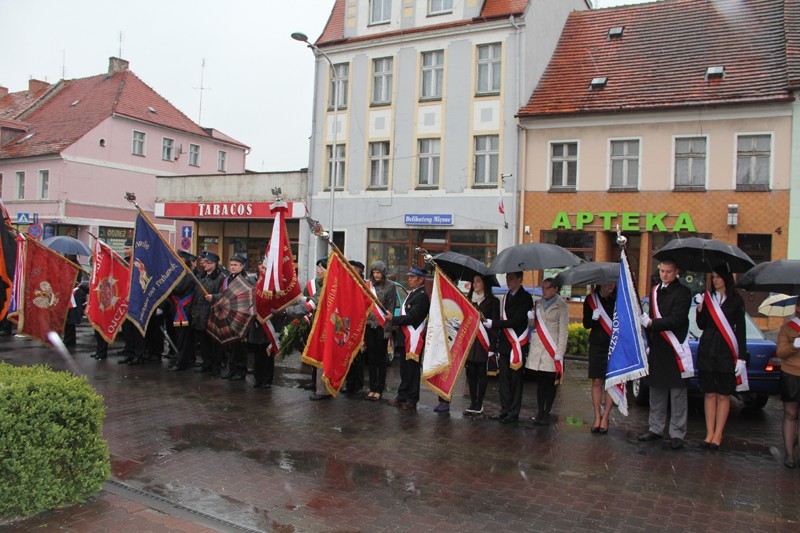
left=133, top=259, right=152, bottom=291
left=33, top=281, right=58, bottom=308
left=96, top=274, right=123, bottom=311
left=331, top=312, right=351, bottom=346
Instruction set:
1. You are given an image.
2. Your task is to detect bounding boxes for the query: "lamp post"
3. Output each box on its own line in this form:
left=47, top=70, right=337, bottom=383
left=292, top=31, right=338, bottom=244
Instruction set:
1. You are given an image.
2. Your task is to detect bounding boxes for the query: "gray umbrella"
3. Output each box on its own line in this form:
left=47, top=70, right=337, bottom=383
left=433, top=252, right=499, bottom=286
left=42, top=236, right=92, bottom=256
left=735, top=260, right=800, bottom=295
left=555, top=261, right=619, bottom=287
left=488, top=243, right=581, bottom=274
left=653, top=237, right=754, bottom=273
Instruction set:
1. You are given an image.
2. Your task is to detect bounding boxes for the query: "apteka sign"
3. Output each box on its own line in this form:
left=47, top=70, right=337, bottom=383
left=551, top=211, right=696, bottom=232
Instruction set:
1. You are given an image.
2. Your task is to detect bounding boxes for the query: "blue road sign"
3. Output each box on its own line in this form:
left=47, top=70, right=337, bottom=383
left=182, top=225, right=193, bottom=238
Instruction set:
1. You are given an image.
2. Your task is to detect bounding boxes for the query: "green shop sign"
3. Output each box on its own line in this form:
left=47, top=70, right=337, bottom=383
left=551, top=211, right=696, bottom=232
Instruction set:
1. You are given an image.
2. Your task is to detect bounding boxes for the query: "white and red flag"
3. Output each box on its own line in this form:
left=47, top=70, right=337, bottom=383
left=256, top=203, right=302, bottom=323
left=87, top=239, right=130, bottom=344
left=421, top=266, right=481, bottom=401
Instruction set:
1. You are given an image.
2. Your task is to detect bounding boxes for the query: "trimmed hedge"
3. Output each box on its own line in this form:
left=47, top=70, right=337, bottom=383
left=567, top=323, right=589, bottom=357
left=0, top=363, right=110, bottom=518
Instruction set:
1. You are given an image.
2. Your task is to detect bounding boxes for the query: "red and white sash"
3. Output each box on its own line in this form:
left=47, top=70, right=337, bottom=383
left=588, top=292, right=612, bottom=336
left=368, top=280, right=387, bottom=326
left=401, top=289, right=426, bottom=362
left=263, top=318, right=280, bottom=356
left=477, top=322, right=491, bottom=352
left=70, top=287, right=78, bottom=309
left=502, top=292, right=528, bottom=371
left=535, top=303, right=562, bottom=377
left=651, top=285, right=695, bottom=378
left=704, top=291, right=748, bottom=391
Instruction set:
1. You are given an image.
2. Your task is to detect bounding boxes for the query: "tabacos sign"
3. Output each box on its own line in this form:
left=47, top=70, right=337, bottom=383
left=552, top=211, right=696, bottom=232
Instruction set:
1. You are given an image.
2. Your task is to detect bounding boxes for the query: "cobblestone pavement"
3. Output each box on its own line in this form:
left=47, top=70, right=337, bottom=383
left=1, top=325, right=799, bottom=532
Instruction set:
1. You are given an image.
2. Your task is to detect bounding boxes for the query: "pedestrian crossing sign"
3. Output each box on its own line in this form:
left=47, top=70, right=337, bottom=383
left=16, top=212, right=30, bottom=224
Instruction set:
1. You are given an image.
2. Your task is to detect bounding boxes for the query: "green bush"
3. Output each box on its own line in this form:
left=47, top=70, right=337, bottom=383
left=567, top=323, right=589, bottom=357
left=0, top=363, right=110, bottom=518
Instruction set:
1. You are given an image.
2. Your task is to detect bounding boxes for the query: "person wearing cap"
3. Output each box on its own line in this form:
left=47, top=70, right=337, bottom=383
left=361, top=260, right=397, bottom=401
left=206, top=254, right=252, bottom=381
left=342, top=259, right=368, bottom=395
left=387, top=266, right=430, bottom=410
left=190, top=251, right=224, bottom=376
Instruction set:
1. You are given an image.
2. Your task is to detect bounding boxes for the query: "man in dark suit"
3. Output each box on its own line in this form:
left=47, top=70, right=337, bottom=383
left=486, top=271, right=534, bottom=424
left=387, top=266, right=430, bottom=410
left=638, top=258, right=693, bottom=449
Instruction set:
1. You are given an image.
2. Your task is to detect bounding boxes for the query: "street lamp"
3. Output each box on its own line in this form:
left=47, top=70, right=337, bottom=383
left=292, top=31, right=339, bottom=244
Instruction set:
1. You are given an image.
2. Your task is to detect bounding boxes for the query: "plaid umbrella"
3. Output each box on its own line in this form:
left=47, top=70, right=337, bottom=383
left=207, top=275, right=255, bottom=345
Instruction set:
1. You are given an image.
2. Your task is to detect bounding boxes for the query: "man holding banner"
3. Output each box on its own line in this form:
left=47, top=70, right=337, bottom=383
left=638, top=258, right=693, bottom=450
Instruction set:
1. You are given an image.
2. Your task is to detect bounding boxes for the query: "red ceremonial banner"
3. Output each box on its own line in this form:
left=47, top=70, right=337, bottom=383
left=88, top=240, right=130, bottom=343
left=301, top=253, right=373, bottom=395
left=256, top=204, right=301, bottom=323
left=13, top=238, right=80, bottom=343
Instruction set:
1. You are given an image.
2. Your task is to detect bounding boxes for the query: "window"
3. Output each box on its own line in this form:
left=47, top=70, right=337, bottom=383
left=736, top=134, right=771, bottom=189
left=162, top=138, right=174, bottom=161
left=428, top=0, right=453, bottom=15
left=674, top=137, right=706, bottom=188
left=189, top=144, right=200, bottom=166
left=326, top=144, right=346, bottom=190
left=610, top=139, right=639, bottom=189
left=132, top=131, right=145, bottom=156
left=476, top=43, right=502, bottom=94
left=372, top=57, right=393, bottom=105
left=329, top=63, right=349, bottom=109
left=421, top=51, right=444, bottom=99
left=474, top=135, right=499, bottom=186
left=38, top=170, right=49, bottom=200
left=369, top=141, right=390, bottom=188
left=418, top=138, right=441, bottom=187
left=550, top=142, right=577, bottom=190
left=15, top=171, right=24, bottom=200
left=370, top=0, right=391, bottom=24
left=218, top=150, right=227, bottom=172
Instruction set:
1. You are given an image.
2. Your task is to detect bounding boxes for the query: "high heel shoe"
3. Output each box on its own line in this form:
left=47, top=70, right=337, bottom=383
left=590, top=426, right=600, bottom=434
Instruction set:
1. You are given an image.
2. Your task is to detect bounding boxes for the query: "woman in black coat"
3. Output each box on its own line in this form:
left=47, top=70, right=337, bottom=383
left=464, top=274, right=500, bottom=415
left=695, top=265, right=747, bottom=450
left=582, top=283, right=616, bottom=434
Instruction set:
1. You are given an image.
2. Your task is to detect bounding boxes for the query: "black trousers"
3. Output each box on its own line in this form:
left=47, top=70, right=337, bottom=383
left=227, top=340, right=248, bottom=377
left=345, top=351, right=365, bottom=392
left=94, top=330, right=108, bottom=358
left=191, top=329, right=220, bottom=373
left=63, top=324, right=77, bottom=348
left=122, top=321, right=145, bottom=359
left=498, top=352, right=524, bottom=418
left=396, top=356, right=421, bottom=405
left=252, top=343, right=274, bottom=385
left=533, top=370, right=558, bottom=416
left=465, top=360, right=488, bottom=410
left=365, top=327, right=388, bottom=393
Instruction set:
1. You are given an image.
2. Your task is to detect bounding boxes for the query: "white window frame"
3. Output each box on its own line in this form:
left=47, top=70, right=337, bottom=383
left=474, top=135, right=499, bottom=186
left=162, top=137, right=174, bottom=161
left=15, top=171, right=24, bottom=200
left=476, top=43, right=502, bottom=94
left=608, top=138, right=641, bottom=190
left=549, top=141, right=578, bottom=190
left=132, top=130, right=145, bottom=156
left=421, top=50, right=444, bottom=100
left=672, top=135, right=708, bottom=189
left=417, top=138, right=441, bottom=188
left=217, top=150, right=227, bottom=172
left=369, top=141, right=390, bottom=188
left=188, top=143, right=201, bottom=167
left=369, top=0, right=391, bottom=25
left=329, top=63, right=349, bottom=109
left=38, top=169, right=49, bottom=200
left=326, top=144, right=346, bottom=190
left=735, top=132, right=772, bottom=189
left=428, top=0, right=453, bottom=15
left=372, top=57, right=393, bottom=105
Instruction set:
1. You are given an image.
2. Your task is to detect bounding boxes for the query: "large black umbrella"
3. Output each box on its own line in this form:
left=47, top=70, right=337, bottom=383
left=555, top=261, right=619, bottom=287
left=488, top=243, right=581, bottom=274
left=653, top=237, right=754, bottom=273
left=735, top=260, right=800, bottom=295
left=42, top=235, right=92, bottom=256
left=432, top=252, right=499, bottom=286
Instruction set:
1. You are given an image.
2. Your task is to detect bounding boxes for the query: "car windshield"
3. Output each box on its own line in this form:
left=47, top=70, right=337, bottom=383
left=688, top=304, right=765, bottom=341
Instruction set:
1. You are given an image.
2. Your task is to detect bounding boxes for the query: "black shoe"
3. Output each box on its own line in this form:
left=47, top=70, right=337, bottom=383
left=532, top=412, right=550, bottom=426
left=117, top=357, right=132, bottom=364
left=261, top=383, right=272, bottom=389
left=309, top=393, right=332, bottom=401
left=194, top=367, right=211, bottom=373
left=489, top=413, right=508, bottom=421
left=228, top=375, right=245, bottom=381
left=95, top=354, right=107, bottom=360
left=499, top=416, right=518, bottom=424
left=170, top=365, right=188, bottom=371
left=127, top=357, right=143, bottom=365
left=638, top=431, right=662, bottom=442
left=668, top=438, right=684, bottom=450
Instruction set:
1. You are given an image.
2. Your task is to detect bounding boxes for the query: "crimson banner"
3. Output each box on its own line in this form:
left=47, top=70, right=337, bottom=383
left=256, top=204, right=301, bottom=323
left=87, top=240, right=130, bottom=343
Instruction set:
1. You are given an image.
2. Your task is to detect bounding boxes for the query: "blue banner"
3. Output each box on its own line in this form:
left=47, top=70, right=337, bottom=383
left=606, top=250, right=648, bottom=387
left=127, top=213, right=186, bottom=335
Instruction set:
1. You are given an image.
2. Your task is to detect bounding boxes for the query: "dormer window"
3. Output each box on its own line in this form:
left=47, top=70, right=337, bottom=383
left=69, top=99, right=81, bottom=107
left=16, top=133, right=35, bottom=144
left=148, top=106, right=157, bottom=113
left=706, top=66, right=725, bottom=79
left=590, top=77, right=608, bottom=89
left=428, top=0, right=453, bottom=16
left=608, top=26, right=624, bottom=39
left=369, top=0, right=391, bottom=25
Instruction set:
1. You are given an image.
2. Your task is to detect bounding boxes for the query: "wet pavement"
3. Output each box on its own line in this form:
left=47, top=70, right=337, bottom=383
left=1, top=324, right=799, bottom=532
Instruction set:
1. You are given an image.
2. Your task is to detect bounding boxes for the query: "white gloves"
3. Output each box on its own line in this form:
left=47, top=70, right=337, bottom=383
left=482, top=319, right=493, bottom=329
left=735, top=359, right=747, bottom=377
left=527, top=310, right=535, bottom=320
left=640, top=313, right=652, bottom=328
left=592, top=309, right=601, bottom=321
left=554, top=354, right=564, bottom=364
left=693, top=294, right=704, bottom=305
left=794, top=337, right=800, bottom=349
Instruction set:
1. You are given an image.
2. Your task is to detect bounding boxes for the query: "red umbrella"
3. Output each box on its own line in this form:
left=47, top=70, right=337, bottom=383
left=207, top=275, right=255, bottom=345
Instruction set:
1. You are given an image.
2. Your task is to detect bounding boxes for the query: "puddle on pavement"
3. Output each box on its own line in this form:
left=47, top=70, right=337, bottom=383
left=110, top=455, right=143, bottom=480
left=169, top=423, right=242, bottom=453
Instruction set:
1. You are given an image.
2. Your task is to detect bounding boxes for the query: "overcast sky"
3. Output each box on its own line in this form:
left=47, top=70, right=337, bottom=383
left=0, top=0, right=651, bottom=173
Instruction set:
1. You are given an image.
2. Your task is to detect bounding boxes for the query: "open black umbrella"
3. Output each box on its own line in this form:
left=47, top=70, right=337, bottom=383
left=488, top=243, right=581, bottom=274
left=42, top=235, right=92, bottom=256
left=555, top=261, right=619, bottom=287
left=653, top=237, right=755, bottom=273
left=432, top=252, right=499, bottom=286
left=735, top=260, right=800, bottom=295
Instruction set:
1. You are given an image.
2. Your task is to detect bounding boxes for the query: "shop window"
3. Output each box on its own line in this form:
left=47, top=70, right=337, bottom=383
left=674, top=136, right=706, bottom=189
left=541, top=230, right=595, bottom=297
left=737, top=234, right=771, bottom=264
left=736, top=134, right=771, bottom=190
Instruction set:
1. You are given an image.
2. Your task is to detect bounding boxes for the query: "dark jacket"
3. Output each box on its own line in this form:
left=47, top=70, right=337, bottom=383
left=493, top=288, right=534, bottom=356
left=582, top=292, right=616, bottom=358
left=190, top=267, right=224, bottom=330
left=647, top=281, right=692, bottom=388
left=696, top=292, right=748, bottom=373
left=467, top=293, right=500, bottom=363
left=393, top=286, right=430, bottom=330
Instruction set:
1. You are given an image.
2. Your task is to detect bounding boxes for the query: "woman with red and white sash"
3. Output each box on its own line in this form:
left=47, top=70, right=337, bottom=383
left=582, top=282, right=616, bottom=434
left=695, top=265, right=747, bottom=451
left=775, top=301, right=800, bottom=468
left=464, top=274, right=500, bottom=416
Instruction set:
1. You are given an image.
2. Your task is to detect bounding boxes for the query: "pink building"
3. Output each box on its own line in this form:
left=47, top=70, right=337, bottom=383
left=0, top=57, right=247, bottom=251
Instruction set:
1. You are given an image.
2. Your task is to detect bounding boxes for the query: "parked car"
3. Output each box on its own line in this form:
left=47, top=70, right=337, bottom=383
left=630, top=301, right=781, bottom=410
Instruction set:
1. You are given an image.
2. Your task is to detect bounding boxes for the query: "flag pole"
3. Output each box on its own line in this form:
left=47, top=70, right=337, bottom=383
left=124, top=192, right=208, bottom=295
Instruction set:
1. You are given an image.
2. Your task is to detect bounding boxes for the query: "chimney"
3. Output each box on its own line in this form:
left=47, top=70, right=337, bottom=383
left=28, top=79, right=50, bottom=94
left=0, top=86, right=8, bottom=98
left=108, top=57, right=129, bottom=76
